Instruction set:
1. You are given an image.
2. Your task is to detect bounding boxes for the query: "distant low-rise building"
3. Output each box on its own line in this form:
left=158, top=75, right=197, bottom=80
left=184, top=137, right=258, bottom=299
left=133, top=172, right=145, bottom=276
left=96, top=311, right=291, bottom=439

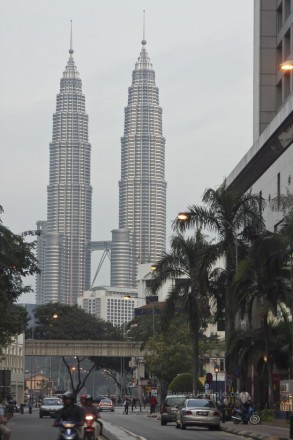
left=0, top=334, right=25, bottom=403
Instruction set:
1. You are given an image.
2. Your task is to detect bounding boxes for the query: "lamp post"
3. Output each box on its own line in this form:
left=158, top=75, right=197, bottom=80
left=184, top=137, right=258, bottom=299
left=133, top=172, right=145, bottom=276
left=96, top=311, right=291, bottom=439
left=214, top=364, right=219, bottom=405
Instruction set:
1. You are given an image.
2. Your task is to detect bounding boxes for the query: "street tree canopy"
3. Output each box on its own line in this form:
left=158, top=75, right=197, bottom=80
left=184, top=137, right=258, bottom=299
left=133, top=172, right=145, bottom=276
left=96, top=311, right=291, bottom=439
left=30, top=303, right=125, bottom=398
left=30, top=303, right=123, bottom=340
left=0, top=206, right=39, bottom=353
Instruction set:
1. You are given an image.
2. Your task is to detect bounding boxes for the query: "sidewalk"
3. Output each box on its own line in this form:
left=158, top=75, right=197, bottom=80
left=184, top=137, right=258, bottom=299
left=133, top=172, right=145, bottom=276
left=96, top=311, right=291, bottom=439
left=221, top=420, right=290, bottom=440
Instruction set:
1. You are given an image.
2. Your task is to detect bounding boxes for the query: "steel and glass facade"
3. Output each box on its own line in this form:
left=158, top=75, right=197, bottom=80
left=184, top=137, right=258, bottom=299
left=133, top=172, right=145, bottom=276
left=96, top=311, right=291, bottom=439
left=117, top=40, right=167, bottom=287
left=36, top=45, right=92, bottom=305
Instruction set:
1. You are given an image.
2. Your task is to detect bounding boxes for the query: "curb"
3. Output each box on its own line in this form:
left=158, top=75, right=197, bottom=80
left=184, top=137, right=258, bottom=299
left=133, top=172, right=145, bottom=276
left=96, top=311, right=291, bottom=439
left=221, top=424, right=288, bottom=440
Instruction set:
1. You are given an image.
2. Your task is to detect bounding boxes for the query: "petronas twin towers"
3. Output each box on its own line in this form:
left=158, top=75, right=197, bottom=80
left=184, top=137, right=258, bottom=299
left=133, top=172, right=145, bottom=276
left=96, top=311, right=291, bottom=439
left=36, top=30, right=166, bottom=304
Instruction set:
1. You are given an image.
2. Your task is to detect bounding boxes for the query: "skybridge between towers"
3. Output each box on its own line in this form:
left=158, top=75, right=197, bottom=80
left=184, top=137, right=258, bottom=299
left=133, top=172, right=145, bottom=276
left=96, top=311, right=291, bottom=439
left=25, top=339, right=145, bottom=357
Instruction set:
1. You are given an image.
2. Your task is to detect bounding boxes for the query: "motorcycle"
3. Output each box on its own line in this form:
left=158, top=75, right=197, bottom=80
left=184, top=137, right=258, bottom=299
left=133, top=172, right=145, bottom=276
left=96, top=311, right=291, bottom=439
left=56, top=420, right=81, bottom=440
left=231, top=401, right=260, bottom=425
left=83, top=414, right=103, bottom=440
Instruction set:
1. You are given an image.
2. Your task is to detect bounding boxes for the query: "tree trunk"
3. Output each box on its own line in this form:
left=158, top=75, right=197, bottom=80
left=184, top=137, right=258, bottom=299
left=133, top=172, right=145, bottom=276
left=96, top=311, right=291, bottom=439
left=225, top=251, right=235, bottom=344
left=192, top=320, right=200, bottom=396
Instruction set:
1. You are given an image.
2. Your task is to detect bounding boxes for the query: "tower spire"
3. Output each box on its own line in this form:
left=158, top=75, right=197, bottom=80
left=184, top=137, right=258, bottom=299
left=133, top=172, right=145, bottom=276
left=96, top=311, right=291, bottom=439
left=142, top=10, right=146, bottom=46
left=69, top=20, right=74, bottom=55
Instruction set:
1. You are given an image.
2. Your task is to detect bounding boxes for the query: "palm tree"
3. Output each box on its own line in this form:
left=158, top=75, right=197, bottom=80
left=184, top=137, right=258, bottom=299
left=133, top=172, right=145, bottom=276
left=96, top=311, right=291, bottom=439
left=174, top=181, right=265, bottom=341
left=150, top=231, right=215, bottom=395
left=233, top=231, right=290, bottom=406
left=226, top=315, right=290, bottom=405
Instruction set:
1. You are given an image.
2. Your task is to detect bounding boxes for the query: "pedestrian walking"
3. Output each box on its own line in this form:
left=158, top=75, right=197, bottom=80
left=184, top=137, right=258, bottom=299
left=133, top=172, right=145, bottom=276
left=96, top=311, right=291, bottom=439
left=123, top=398, right=129, bottom=415
left=150, top=395, right=157, bottom=414
left=27, top=399, right=33, bottom=414
left=143, top=395, right=147, bottom=409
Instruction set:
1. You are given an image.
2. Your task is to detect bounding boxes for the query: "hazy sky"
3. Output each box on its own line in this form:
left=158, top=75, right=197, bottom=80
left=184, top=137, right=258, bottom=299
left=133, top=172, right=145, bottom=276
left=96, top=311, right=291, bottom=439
left=0, top=0, right=254, bottom=302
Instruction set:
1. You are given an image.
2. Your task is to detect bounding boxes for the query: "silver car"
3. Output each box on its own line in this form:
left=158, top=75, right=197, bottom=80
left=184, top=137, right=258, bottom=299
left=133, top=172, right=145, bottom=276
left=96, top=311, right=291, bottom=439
left=176, top=398, right=221, bottom=431
left=160, top=395, right=186, bottom=425
left=39, top=397, right=63, bottom=418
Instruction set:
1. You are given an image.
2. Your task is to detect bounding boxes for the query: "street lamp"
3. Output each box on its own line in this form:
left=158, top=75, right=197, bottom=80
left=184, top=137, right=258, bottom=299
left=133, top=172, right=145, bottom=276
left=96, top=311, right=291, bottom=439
left=177, top=212, right=238, bottom=270
left=214, top=364, right=220, bottom=405
left=280, top=59, right=293, bottom=71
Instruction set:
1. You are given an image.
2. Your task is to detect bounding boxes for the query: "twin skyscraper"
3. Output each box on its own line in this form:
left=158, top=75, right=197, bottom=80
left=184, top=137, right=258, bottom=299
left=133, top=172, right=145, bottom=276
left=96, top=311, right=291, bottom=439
left=36, top=28, right=167, bottom=305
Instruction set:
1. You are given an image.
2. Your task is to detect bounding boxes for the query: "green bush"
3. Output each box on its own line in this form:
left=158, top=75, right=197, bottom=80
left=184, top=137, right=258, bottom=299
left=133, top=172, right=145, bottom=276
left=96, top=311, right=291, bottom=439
left=259, top=409, right=274, bottom=422
left=168, top=373, right=204, bottom=394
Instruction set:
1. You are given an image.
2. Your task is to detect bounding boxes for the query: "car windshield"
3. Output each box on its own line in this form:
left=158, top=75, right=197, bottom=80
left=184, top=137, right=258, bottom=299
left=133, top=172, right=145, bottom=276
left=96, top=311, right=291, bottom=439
left=166, top=397, right=185, bottom=407
left=100, top=399, right=111, bottom=403
left=186, top=399, right=215, bottom=408
left=43, top=399, right=61, bottom=405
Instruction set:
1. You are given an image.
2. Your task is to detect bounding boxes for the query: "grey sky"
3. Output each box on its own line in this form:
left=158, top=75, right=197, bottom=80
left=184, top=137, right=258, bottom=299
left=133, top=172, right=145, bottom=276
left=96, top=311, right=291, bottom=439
left=0, top=0, right=253, bottom=301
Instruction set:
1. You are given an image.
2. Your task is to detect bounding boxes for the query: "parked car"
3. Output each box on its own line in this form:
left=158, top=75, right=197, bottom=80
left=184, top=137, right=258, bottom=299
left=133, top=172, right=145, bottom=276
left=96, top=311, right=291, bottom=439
left=175, top=398, right=221, bottom=430
left=160, top=395, right=186, bottom=425
left=39, top=397, right=63, bottom=418
left=98, top=398, right=114, bottom=412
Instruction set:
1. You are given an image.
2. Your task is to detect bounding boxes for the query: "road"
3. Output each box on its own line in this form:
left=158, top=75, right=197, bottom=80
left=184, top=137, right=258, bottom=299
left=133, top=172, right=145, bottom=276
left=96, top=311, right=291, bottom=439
left=9, top=407, right=247, bottom=440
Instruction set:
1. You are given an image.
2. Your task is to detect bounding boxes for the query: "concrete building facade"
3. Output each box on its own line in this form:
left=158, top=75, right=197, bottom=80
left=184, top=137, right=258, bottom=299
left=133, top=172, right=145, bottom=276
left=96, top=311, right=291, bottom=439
left=227, top=0, right=293, bottom=230
left=0, top=334, right=25, bottom=403
left=78, top=286, right=138, bottom=327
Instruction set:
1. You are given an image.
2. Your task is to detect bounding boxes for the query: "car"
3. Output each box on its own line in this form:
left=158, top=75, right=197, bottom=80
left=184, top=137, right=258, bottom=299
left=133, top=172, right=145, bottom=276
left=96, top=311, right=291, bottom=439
left=175, top=398, right=221, bottom=430
left=160, top=395, right=186, bottom=425
left=98, top=398, right=114, bottom=412
left=39, top=397, right=63, bottom=418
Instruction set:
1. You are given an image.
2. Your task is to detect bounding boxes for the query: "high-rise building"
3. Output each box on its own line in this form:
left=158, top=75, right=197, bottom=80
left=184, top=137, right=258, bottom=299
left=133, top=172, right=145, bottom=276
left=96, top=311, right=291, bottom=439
left=112, top=36, right=167, bottom=288
left=227, top=0, right=293, bottom=232
left=36, top=33, right=92, bottom=305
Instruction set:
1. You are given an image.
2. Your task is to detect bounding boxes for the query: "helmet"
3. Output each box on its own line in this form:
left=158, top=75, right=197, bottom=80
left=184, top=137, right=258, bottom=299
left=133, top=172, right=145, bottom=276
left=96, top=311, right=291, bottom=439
left=85, top=395, right=93, bottom=402
left=62, top=392, right=74, bottom=401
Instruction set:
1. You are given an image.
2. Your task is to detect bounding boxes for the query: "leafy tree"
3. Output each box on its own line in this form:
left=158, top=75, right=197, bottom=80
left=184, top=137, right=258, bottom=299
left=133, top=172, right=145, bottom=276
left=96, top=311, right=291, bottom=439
left=125, top=301, right=164, bottom=347
left=0, top=205, right=39, bottom=354
left=168, top=373, right=204, bottom=394
left=30, top=303, right=122, bottom=340
left=174, top=182, right=265, bottom=341
left=144, top=321, right=193, bottom=386
left=30, top=303, right=123, bottom=397
left=150, top=232, right=215, bottom=395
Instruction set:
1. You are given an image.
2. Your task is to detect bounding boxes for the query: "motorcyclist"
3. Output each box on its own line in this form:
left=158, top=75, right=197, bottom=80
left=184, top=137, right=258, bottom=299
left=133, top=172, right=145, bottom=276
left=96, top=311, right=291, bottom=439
left=0, top=401, right=11, bottom=440
left=82, top=395, right=102, bottom=439
left=54, top=392, right=84, bottom=438
left=80, top=394, right=88, bottom=408
left=239, top=389, right=252, bottom=424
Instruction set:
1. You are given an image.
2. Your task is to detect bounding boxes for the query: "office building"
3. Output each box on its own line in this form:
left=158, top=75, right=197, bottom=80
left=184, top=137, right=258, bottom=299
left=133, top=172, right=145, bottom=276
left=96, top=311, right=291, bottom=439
left=112, top=35, right=167, bottom=288
left=227, top=0, right=293, bottom=231
left=78, top=286, right=138, bottom=327
left=36, top=35, right=92, bottom=304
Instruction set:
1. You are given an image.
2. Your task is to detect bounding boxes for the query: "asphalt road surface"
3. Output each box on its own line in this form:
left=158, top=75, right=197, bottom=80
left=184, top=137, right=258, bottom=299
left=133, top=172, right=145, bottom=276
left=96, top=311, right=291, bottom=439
left=9, top=407, right=247, bottom=440
left=100, top=407, right=246, bottom=440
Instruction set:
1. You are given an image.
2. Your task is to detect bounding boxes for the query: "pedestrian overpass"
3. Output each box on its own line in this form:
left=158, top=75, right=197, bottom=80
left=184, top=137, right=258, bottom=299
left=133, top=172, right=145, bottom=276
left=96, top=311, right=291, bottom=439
left=25, top=339, right=145, bottom=358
